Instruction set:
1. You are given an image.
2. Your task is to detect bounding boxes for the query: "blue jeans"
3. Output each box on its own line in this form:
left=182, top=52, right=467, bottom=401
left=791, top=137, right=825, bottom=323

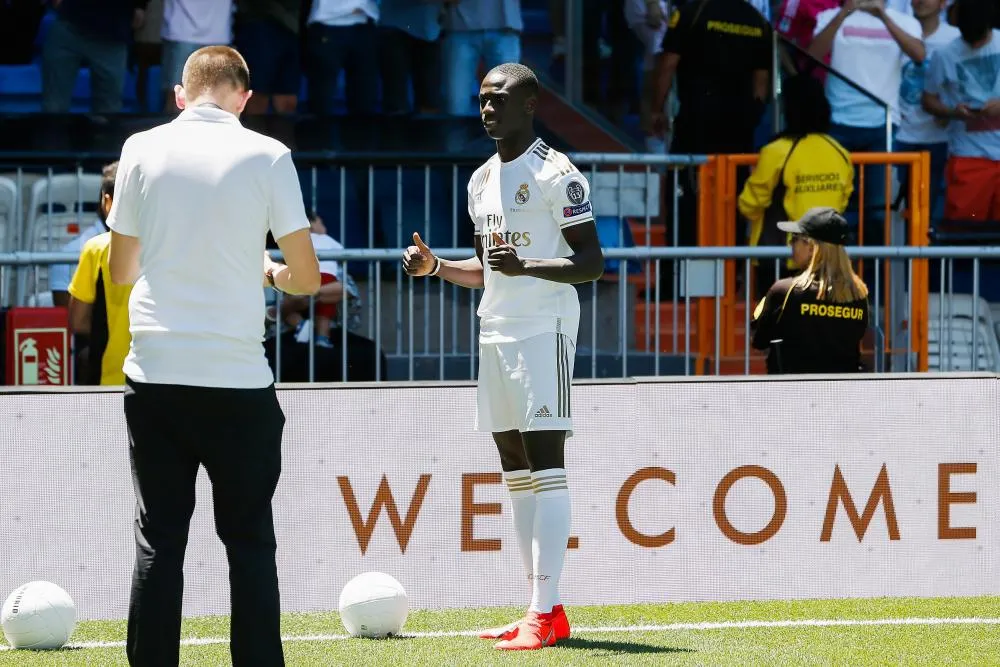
left=828, top=123, right=892, bottom=245
left=442, top=30, right=521, bottom=116
left=160, top=39, right=202, bottom=93
left=306, top=21, right=380, bottom=116
left=42, top=16, right=127, bottom=113
left=894, top=140, right=948, bottom=224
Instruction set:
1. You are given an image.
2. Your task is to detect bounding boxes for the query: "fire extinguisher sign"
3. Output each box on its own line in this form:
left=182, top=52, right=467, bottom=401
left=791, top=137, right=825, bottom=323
left=13, top=328, right=69, bottom=386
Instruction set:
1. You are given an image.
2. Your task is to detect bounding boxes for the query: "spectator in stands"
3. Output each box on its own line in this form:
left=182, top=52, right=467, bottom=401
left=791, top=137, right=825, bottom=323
left=132, top=0, right=163, bottom=113
left=807, top=0, right=924, bottom=242
left=923, top=0, right=1000, bottom=223
left=50, top=162, right=119, bottom=307
left=0, top=1, right=47, bottom=64
left=305, top=0, right=379, bottom=116
left=651, top=0, right=772, bottom=247
left=739, top=74, right=854, bottom=296
left=66, top=164, right=131, bottom=386
left=263, top=214, right=379, bottom=382
left=236, top=0, right=304, bottom=115
left=624, top=0, right=669, bottom=153
left=278, top=213, right=346, bottom=348
left=441, top=0, right=523, bottom=116
left=896, top=0, right=959, bottom=221
left=379, top=0, right=442, bottom=115
left=751, top=207, right=870, bottom=374
left=42, top=0, right=149, bottom=113
left=159, top=0, right=234, bottom=113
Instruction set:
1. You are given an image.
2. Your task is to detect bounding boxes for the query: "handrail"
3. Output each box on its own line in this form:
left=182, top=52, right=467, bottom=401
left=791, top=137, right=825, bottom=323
left=3, top=245, right=998, bottom=266
left=775, top=34, right=891, bottom=110
left=773, top=33, right=893, bottom=151
left=0, top=151, right=713, bottom=166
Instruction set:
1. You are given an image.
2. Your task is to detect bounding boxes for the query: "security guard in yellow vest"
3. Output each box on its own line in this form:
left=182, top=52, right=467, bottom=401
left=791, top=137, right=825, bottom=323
left=739, top=74, right=854, bottom=296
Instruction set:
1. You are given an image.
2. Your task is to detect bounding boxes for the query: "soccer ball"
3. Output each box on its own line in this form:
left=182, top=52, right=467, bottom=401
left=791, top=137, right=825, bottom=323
left=1, top=581, right=76, bottom=650
left=338, top=572, right=408, bottom=638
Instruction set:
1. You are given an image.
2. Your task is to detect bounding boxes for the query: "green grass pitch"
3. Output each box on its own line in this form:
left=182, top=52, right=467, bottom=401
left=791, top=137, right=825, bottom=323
left=2, top=596, right=999, bottom=665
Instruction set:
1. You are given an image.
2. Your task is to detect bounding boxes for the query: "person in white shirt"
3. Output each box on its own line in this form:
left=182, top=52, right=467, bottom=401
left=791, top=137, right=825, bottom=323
left=895, top=0, right=960, bottom=220
left=305, top=0, right=379, bottom=116
left=403, top=63, right=603, bottom=652
left=922, top=0, right=1000, bottom=223
left=106, top=45, right=320, bottom=666
left=624, top=0, right=669, bottom=153
left=809, top=0, right=925, bottom=242
left=159, top=0, right=234, bottom=112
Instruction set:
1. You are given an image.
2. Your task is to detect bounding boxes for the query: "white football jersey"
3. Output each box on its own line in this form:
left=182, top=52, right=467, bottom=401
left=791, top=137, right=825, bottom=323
left=468, top=138, right=595, bottom=344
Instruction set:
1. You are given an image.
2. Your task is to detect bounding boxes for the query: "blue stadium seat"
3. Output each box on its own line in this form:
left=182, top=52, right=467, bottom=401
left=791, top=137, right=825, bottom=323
left=521, top=7, right=554, bottom=35
left=0, top=65, right=43, bottom=112
left=596, top=215, right=641, bottom=275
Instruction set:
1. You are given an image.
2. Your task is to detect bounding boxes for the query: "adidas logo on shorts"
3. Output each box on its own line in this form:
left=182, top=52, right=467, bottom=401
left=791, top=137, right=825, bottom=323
left=534, top=405, right=552, bottom=418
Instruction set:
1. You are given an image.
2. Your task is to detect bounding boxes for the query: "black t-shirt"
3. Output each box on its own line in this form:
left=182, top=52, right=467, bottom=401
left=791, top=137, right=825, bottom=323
left=751, top=277, right=869, bottom=374
left=662, top=0, right=772, bottom=120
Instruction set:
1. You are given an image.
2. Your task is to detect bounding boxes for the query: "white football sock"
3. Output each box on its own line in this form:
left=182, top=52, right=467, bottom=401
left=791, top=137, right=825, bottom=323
left=530, top=468, right=571, bottom=614
left=503, top=470, right=535, bottom=592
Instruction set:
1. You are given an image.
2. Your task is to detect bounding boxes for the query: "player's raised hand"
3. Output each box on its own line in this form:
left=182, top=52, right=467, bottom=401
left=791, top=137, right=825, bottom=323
left=403, top=232, right=439, bottom=277
left=487, top=232, right=526, bottom=276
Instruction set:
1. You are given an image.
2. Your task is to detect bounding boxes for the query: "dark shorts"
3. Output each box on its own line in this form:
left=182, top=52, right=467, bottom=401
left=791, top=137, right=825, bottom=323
left=235, top=17, right=301, bottom=96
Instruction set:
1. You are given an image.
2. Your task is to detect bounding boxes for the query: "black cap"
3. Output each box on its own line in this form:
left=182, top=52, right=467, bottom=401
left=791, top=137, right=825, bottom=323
left=776, top=207, right=849, bottom=245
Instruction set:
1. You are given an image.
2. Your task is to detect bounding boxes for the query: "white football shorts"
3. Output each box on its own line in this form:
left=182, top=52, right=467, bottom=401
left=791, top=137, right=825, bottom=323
left=475, top=332, right=576, bottom=437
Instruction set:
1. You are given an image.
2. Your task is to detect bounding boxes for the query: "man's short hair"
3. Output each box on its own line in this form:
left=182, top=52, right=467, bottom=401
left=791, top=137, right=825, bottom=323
left=181, top=46, right=250, bottom=99
left=488, top=63, right=539, bottom=97
left=100, top=161, right=118, bottom=200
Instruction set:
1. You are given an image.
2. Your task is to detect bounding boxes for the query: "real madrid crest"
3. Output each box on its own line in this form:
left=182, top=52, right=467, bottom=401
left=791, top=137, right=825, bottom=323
left=514, top=183, right=530, bottom=205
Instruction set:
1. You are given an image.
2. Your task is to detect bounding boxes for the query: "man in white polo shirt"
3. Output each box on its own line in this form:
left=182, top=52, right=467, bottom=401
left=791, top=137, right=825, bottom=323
left=106, top=45, right=321, bottom=666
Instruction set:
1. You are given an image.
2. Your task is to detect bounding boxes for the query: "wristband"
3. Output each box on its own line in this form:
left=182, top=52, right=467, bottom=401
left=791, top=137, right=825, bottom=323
left=266, top=266, right=283, bottom=292
left=429, top=257, right=441, bottom=276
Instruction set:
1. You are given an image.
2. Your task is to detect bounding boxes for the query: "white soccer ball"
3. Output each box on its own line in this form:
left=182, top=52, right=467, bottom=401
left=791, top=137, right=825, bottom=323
left=338, top=572, right=408, bottom=638
left=1, top=581, right=76, bottom=650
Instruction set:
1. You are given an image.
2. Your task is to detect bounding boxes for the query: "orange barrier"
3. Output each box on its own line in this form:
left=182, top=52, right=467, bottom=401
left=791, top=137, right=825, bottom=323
left=700, top=152, right=930, bottom=373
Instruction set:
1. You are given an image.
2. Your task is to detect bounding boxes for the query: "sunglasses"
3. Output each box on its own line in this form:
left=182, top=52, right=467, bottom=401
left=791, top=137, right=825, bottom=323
left=788, top=233, right=809, bottom=245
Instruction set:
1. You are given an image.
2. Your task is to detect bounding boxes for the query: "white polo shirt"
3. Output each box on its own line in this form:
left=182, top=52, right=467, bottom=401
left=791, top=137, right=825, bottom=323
left=106, top=105, right=311, bottom=388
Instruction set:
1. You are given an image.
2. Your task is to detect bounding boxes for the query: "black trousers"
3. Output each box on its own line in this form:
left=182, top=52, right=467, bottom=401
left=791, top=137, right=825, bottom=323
left=124, top=379, right=286, bottom=667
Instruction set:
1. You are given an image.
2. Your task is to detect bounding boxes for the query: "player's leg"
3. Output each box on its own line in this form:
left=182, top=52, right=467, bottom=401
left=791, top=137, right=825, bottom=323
left=197, top=384, right=285, bottom=666
left=475, top=343, right=535, bottom=640
left=495, top=333, right=575, bottom=650
left=123, top=379, right=200, bottom=665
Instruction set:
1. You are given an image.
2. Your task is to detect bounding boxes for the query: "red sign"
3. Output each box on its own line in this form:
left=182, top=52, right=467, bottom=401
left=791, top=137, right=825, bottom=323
left=5, top=308, right=71, bottom=386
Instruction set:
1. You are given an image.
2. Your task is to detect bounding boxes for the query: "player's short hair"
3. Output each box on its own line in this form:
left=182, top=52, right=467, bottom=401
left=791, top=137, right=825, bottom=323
left=487, top=63, right=539, bottom=97
left=100, top=161, right=118, bottom=200
left=181, top=46, right=250, bottom=99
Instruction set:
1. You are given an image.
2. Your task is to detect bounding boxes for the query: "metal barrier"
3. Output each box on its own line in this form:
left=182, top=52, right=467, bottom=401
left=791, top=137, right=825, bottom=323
left=0, top=151, right=973, bottom=383
left=5, top=245, right=1000, bottom=383
left=709, top=151, right=932, bottom=375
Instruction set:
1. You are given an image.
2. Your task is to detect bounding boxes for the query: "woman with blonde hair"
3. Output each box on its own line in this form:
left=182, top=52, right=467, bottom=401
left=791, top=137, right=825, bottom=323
left=751, top=207, right=870, bottom=374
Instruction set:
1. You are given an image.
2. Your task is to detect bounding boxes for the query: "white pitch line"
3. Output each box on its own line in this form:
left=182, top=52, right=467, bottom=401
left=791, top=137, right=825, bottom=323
left=2, top=617, right=999, bottom=652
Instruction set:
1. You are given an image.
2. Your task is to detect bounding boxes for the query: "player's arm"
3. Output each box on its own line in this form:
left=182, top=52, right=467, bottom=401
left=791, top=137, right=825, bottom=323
left=488, top=171, right=604, bottom=283
left=402, top=232, right=486, bottom=289
left=488, top=224, right=604, bottom=284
